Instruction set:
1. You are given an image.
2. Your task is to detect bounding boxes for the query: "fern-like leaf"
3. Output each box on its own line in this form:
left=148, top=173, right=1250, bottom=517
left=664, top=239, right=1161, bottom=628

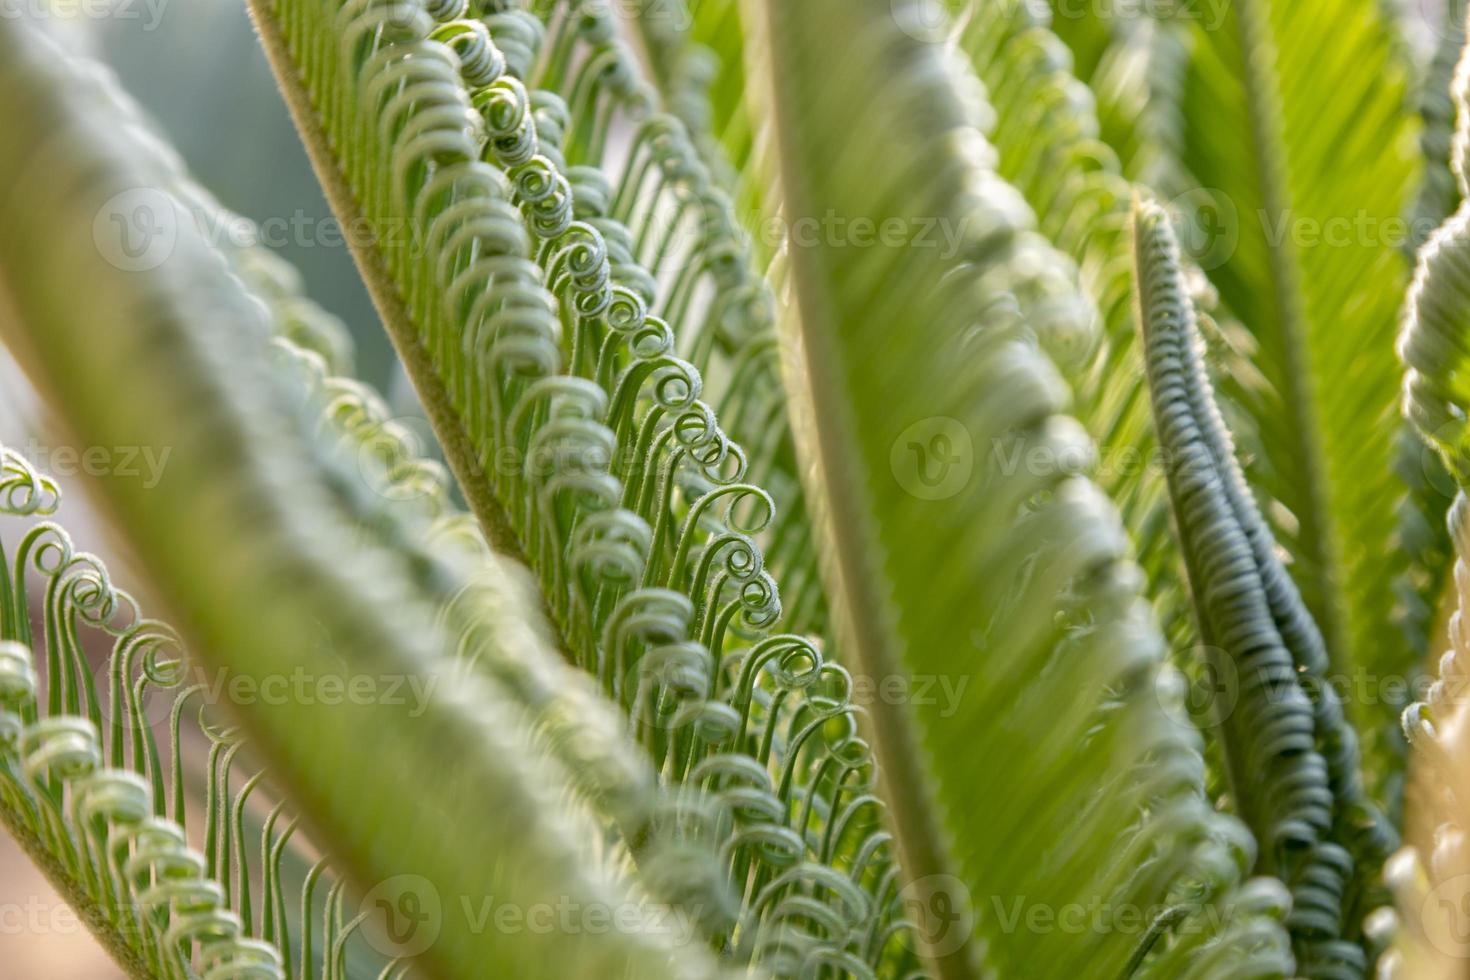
left=748, top=1, right=1293, bottom=976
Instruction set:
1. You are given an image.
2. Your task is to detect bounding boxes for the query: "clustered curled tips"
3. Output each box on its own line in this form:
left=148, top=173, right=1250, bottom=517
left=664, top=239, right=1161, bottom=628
left=0, top=440, right=312, bottom=980
left=247, top=0, right=924, bottom=971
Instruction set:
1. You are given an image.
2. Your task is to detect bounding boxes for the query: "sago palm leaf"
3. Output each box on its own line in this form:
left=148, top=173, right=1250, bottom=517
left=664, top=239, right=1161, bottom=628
left=745, top=0, right=1293, bottom=976
left=242, top=0, right=924, bottom=972
left=1133, top=198, right=1395, bottom=975
left=0, top=15, right=727, bottom=979
left=633, top=0, right=753, bottom=202
left=942, top=0, right=1203, bottom=648
left=1040, top=1, right=1195, bottom=194
left=1384, top=37, right=1470, bottom=971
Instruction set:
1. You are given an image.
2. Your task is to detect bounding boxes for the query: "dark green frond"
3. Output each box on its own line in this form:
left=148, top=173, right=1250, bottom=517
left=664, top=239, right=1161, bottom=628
left=1134, top=199, right=1394, bottom=975
left=1177, top=0, right=1422, bottom=745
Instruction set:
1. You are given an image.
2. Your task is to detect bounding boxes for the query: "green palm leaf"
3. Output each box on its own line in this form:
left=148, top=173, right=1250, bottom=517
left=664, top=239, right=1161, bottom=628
left=0, top=15, right=726, bottom=978
left=242, top=0, right=923, bottom=971
left=748, top=1, right=1292, bottom=976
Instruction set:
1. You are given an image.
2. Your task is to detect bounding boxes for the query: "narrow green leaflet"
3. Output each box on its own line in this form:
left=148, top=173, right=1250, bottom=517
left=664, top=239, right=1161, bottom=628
left=1134, top=199, right=1394, bottom=974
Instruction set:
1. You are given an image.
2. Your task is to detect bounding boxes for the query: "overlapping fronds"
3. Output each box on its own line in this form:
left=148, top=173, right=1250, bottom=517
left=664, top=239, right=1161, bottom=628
left=747, top=1, right=1294, bottom=977
left=1134, top=199, right=1396, bottom=975
left=942, top=0, right=1204, bottom=648
left=1176, top=0, right=1422, bottom=744
left=1041, top=2, right=1195, bottom=194
left=632, top=0, right=753, bottom=201
left=242, top=0, right=928, bottom=972
left=0, top=14, right=728, bottom=979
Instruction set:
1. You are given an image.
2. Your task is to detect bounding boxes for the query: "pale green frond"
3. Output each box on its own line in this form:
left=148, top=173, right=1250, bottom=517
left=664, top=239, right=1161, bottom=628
left=0, top=14, right=727, bottom=979
left=1383, top=62, right=1470, bottom=966
left=633, top=0, right=756, bottom=203
left=1042, top=3, right=1196, bottom=194
left=0, top=449, right=353, bottom=980
left=943, top=1, right=1206, bottom=652
left=748, top=1, right=1292, bottom=977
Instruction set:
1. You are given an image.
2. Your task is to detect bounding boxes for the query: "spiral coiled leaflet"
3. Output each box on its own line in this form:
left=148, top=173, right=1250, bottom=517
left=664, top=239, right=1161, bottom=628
left=1135, top=201, right=1393, bottom=972
left=0, top=456, right=294, bottom=979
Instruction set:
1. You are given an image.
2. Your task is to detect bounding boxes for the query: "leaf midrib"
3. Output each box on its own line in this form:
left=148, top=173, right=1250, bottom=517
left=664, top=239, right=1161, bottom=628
left=244, top=0, right=573, bottom=659
left=1230, top=0, right=1348, bottom=673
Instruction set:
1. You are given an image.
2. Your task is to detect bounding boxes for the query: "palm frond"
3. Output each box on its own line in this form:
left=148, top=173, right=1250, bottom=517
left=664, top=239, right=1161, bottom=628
left=1384, top=38, right=1470, bottom=967
left=1041, top=2, right=1195, bottom=194
left=944, top=0, right=1205, bottom=650
left=0, top=15, right=727, bottom=978
left=242, top=0, right=925, bottom=972
left=747, top=1, right=1293, bottom=976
